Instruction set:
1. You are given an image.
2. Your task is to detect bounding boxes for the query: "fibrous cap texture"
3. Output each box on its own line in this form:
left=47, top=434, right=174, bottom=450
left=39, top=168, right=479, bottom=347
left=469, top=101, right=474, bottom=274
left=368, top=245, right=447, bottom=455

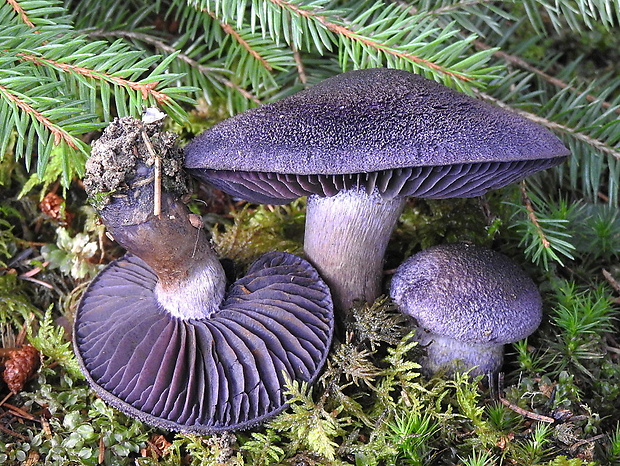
left=185, top=68, right=569, bottom=175
left=390, top=242, right=542, bottom=345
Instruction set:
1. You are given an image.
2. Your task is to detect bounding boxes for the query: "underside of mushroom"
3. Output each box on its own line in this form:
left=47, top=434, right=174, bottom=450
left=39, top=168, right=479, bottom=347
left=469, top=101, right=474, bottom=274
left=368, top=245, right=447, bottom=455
left=74, top=116, right=334, bottom=433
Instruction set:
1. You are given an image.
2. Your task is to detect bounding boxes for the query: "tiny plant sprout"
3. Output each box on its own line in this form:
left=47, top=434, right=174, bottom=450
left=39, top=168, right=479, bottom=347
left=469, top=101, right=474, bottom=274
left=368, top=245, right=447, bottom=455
left=74, top=116, right=334, bottom=433
left=390, top=242, right=542, bottom=376
left=185, top=68, right=569, bottom=312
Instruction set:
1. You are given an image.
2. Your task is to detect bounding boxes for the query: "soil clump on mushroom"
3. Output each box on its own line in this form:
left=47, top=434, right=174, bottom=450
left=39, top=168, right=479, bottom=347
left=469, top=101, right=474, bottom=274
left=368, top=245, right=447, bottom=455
left=84, top=115, right=187, bottom=205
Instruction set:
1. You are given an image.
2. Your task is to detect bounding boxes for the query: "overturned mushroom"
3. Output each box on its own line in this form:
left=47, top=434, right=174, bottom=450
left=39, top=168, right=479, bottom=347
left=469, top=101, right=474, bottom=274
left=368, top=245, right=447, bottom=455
left=184, top=68, right=569, bottom=312
left=74, top=116, right=334, bottom=433
left=390, top=242, right=542, bottom=376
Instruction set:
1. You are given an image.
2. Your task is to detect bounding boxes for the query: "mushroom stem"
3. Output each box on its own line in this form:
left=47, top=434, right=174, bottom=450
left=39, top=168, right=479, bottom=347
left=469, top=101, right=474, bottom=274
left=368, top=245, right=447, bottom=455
left=98, top=171, right=226, bottom=320
left=304, top=189, right=405, bottom=311
left=416, top=331, right=504, bottom=376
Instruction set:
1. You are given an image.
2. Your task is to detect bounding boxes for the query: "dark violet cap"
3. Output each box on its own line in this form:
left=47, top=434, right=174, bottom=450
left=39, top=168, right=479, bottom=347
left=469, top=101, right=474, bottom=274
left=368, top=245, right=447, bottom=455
left=74, top=251, right=334, bottom=433
left=185, top=68, right=569, bottom=204
left=390, top=242, right=542, bottom=345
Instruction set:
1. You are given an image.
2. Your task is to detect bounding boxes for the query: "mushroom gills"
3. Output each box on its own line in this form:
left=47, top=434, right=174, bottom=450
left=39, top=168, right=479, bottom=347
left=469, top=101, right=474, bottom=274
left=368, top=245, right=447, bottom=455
left=74, top=251, right=334, bottom=433
left=190, top=157, right=563, bottom=205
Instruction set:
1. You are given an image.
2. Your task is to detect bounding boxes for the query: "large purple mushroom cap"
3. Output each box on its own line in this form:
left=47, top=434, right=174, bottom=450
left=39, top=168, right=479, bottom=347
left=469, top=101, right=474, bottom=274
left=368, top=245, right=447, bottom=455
left=185, top=68, right=568, bottom=203
left=390, top=242, right=542, bottom=376
left=184, top=68, right=568, bottom=312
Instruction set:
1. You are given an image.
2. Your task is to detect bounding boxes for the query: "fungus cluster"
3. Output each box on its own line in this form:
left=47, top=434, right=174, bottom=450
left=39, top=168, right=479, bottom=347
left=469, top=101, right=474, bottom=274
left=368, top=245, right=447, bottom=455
left=74, top=117, right=334, bottom=433
left=76, top=68, right=568, bottom=432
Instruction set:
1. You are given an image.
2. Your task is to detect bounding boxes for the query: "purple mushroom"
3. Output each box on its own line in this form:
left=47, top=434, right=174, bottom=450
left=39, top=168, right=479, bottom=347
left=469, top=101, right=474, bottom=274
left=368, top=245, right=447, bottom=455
left=390, top=242, right=542, bottom=376
left=184, top=68, right=569, bottom=312
left=73, top=117, right=334, bottom=433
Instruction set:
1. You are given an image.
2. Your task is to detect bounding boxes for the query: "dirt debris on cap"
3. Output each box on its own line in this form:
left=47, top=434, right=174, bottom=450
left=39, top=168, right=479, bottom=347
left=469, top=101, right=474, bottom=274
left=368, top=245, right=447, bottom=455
left=84, top=116, right=188, bottom=204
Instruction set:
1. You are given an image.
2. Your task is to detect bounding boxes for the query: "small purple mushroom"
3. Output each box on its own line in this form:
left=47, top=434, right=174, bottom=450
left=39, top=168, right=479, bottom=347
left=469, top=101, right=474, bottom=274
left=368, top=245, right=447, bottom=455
left=184, top=68, right=569, bottom=312
left=73, top=117, right=334, bottom=433
left=390, top=242, right=542, bottom=376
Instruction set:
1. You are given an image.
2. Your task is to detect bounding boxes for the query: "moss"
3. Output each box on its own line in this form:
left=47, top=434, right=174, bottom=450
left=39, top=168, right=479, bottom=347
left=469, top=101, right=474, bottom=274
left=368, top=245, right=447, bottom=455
left=387, top=196, right=494, bottom=269
left=211, top=200, right=306, bottom=267
left=2, top=134, right=619, bottom=465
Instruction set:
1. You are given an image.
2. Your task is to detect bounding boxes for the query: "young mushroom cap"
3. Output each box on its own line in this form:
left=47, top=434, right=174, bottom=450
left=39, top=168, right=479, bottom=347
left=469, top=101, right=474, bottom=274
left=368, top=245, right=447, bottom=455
left=74, top=116, right=334, bottom=433
left=184, top=68, right=569, bottom=311
left=390, top=242, right=542, bottom=376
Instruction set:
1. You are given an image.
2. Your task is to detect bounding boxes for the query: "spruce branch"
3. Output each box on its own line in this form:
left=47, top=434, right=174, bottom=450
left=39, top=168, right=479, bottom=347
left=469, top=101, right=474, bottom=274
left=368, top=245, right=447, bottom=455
left=405, top=1, right=619, bottom=48
left=185, top=0, right=499, bottom=91
left=268, top=0, right=487, bottom=86
left=506, top=183, right=576, bottom=270
left=518, top=0, right=619, bottom=33
left=175, top=1, right=295, bottom=95
left=0, top=0, right=197, bottom=187
left=519, top=181, right=550, bottom=250
left=206, top=11, right=274, bottom=72
left=473, top=40, right=620, bottom=116
left=406, top=0, right=504, bottom=17
left=0, top=85, right=82, bottom=150
left=292, top=42, right=308, bottom=84
left=475, top=90, right=620, bottom=162
left=16, top=53, right=170, bottom=104
left=88, top=30, right=262, bottom=105
left=426, top=0, right=497, bottom=15
left=7, top=0, right=34, bottom=27
left=271, top=0, right=467, bottom=78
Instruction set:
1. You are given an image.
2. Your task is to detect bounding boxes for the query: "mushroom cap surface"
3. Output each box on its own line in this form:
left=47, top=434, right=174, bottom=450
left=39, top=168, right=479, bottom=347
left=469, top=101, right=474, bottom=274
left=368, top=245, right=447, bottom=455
left=74, top=251, right=334, bottom=433
left=390, top=242, right=542, bottom=345
left=185, top=68, right=569, bottom=204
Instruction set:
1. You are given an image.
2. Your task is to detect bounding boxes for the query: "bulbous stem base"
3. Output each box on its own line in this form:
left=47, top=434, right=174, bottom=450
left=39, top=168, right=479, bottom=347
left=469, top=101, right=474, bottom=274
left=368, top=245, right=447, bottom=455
left=415, top=330, right=504, bottom=377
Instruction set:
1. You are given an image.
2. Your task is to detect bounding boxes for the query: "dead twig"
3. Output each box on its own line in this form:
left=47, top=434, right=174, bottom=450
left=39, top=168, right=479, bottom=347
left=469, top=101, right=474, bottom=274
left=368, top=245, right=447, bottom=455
left=0, top=392, right=12, bottom=406
left=0, top=423, right=29, bottom=441
left=497, top=373, right=555, bottom=424
left=519, top=181, right=550, bottom=248
left=99, top=435, right=105, bottom=464
left=141, top=130, right=162, bottom=218
left=41, top=416, right=52, bottom=440
left=569, top=433, right=606, bottom=453
left=603, top=269, right=620, bottom=294
left=2, top=402, right=37, bottom=422
left=498, top=396, right=555, bottom=423
left=22, top=451, right=40, bottom=466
